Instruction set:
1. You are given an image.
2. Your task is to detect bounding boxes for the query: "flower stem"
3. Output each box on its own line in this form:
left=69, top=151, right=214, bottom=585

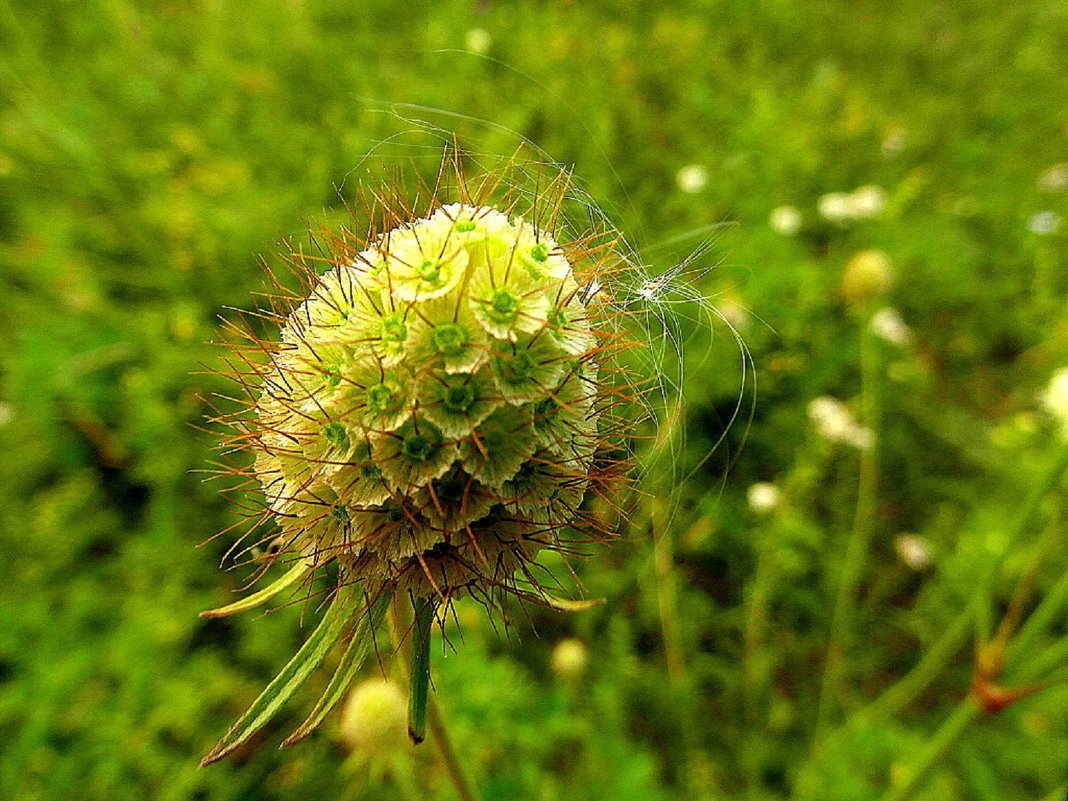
left=390, top=596, right=481, bottom=801
left=428, top=699, right=479, bottom=801
left=816, top=326, right=881, bottom=733
left=845, top=440, right=1068, bottom=728
left=877, top=696, right=980, bottom=801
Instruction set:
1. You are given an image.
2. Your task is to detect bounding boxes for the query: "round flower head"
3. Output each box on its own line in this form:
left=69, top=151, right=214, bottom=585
left=201, top=151, right=638, bottom=763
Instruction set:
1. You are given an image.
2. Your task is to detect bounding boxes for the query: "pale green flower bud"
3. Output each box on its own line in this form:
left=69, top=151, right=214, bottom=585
left=339, top=678, right=408, bottom=754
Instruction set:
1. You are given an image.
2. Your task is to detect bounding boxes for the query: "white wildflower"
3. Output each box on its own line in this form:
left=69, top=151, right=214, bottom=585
left=550, top=638, right=589, bottom=681
left=769, top=205, right=802, bottom=236
left=847, top=185, right=886, bottom=219
left=676, top=164, right=709, bottom=194
left=339, top=679, right=408, bottom=754
left=747, top=482, right=782, bottom=515
left=869, top=307, right=912, bottom=346
left=808, top=396, right=874, bottom=449
left=894, top=533, right=932, bottom=571
left=818, top=192, right=853, bottom=223
left=1028, top=211, right=1062, bottom=235
left=716, top=296, right=751, bottom=332
left=841, top=249, right=894, bottom=305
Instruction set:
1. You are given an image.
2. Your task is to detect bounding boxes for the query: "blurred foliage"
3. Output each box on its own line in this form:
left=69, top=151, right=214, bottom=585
left=1, top=1, right=1067, bottom=799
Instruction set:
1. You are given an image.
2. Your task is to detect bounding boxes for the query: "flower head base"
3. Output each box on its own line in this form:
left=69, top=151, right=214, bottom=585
left=201, top=150, right=638, bottom=763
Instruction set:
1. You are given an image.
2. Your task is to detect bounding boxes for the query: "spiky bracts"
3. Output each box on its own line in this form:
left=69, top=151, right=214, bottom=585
left=201, top=154, right=637, bottom=763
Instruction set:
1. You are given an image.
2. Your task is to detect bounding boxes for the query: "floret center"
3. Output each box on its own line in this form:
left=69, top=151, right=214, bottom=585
left=431, top=323, right=467, bottom=356
left=402, top=432, right=435, bottom=461
left=418, top=259, right=442, bottom=283
left=488, top=288, right=519, bottom=323
left=381, top=315, right=407, bottom=344
left=497, top=351, right=536, bottom=384
left=367, top=381, right=403, bottom=413
left=443, top=384, right=475, bottom=412
left=323, top=421, right=349, bottom=449
left=530, top=242, right=550, bottom=263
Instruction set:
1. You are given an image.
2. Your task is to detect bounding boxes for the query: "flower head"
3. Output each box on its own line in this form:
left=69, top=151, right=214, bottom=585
left=201, top=150, right=639, bottom=762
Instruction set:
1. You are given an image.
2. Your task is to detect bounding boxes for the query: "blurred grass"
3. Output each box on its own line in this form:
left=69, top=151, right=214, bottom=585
left=1, top=1, right=1067, bottom=799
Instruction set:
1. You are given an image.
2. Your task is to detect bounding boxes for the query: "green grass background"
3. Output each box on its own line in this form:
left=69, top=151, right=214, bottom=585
left=2, top=1, right=1067, bottom=799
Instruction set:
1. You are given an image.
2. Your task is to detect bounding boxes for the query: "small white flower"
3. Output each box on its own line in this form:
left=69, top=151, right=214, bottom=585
left=808, top=396, right=874, bottom=449
left=894, top=533, right=932, bottom=571
left=676, top=164, right=708, bottom=194
left=869, top=307, right=912, bottom=346
left=769, top=205, right=802, bottom=236
left=464, top=27, right=492, bottom=55
left=847, top=185, right=886, bottom=219
left=818, top=192, right=853, bottom=223
left=1037, top=163, right=1068, bottom=193
left=1028, top=211, right=1062, bottom=235
left=1043, top=367, right=1068, bottom=438
left=747, top=482, right=782, bottom=515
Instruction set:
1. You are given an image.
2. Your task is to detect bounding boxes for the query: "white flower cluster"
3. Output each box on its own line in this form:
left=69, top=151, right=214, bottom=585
left=818, top=185, right=886, bottom=224
left=807, top=396, right=874, bottom=450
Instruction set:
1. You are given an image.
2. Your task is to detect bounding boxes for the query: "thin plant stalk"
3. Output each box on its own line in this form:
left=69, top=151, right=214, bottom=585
left=743, top=521, right=781, bottom=798
left=1008, top=560, right=1068, bottom=671
left=390, top=597, right=480, bottom=801
left=841, top=440, right=1068, bottom=729
left=876, top=697, right=980, bottom=801
left=816, top=325, right=882, bottom=733
left=427, top=699, right=479, bottom=801
left=650, top=492, right=703, bottom=796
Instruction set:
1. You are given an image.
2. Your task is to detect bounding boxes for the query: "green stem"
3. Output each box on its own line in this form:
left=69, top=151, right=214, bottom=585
left=390, top=598, right=480, bottom=801
left=389, top=753, right=425, bottom=801
left=1014, top=633, right=1068, bottom=685
left=651, top=495, right=685, bottom=680
left=847, top=441, right=1068, bottom=727
left=1006, top=539, right=1068, bottom=669
left=743, top=522, right=781, bottom=798
left=877, top=697, right=981, bottom=801
left=816, top=326, right=881, bottom=733
left=428, top=699, right=479, bottom=801
left=973, top=443, right=1068, bottom=645
left=408, top=597, right=436, bottom=744
left=856, top=612, right=971, bottom=723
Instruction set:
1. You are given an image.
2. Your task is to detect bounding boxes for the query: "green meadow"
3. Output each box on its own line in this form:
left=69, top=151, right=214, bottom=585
left=1, top=2, right=1066, bottom=799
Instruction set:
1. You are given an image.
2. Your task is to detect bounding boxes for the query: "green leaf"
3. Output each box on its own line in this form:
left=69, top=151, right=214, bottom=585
left=200, top=561, right=310, bottom=619
left=200, top=590, right=349, bottom=766
left=407, top=597, right=437, bottom=744
left=517, top=590, right=606, bottom=613
left=281, top=590, right=392, bottom=747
